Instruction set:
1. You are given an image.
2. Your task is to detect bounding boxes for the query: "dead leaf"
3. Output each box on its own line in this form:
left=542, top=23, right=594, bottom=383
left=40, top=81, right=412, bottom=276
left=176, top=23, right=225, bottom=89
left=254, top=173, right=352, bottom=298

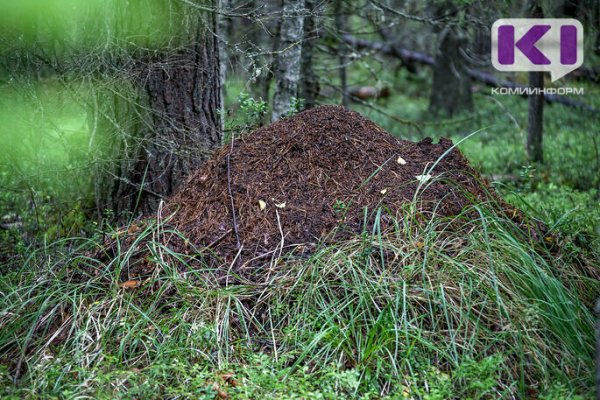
left=212, top=382, right=228, bottom=399
left=258, top=200, right=267, bottom=210
left=415, top=174, right=432, bottom=183
left=119, top=280, right=141, bottom=289
left=275, top=202, right=286, bottom=209
left=380, top=188, right=388, bottom=195
left=397, top=156, right=407, bottom=165
left=127, top=224, right=141, bottom=234
left=221, top=372, right=237, bottom=387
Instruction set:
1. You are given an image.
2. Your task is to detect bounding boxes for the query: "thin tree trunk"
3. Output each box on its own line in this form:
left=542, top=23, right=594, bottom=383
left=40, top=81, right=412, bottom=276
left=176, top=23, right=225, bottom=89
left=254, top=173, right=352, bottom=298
left=335, top=0, right=349, bottom=107
left=271, top=0, right=305, bottom=121
left=217, top=0, right=232, bottom=136
left=299, top=0, right=319, bottom=110
left=247, top=0, right=277, bottom=107
left=526, top=0, right=544, bottom=163
left=527, top=73, right=544, bottom=163
left=428, top=25, right=473, bottom=116
left=426, top=1, right=472, bottom=116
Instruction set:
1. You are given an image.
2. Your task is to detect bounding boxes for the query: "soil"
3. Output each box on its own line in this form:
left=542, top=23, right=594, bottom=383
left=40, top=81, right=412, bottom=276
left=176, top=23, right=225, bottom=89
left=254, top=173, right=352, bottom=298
left=159, top=105, right=505, bottom=269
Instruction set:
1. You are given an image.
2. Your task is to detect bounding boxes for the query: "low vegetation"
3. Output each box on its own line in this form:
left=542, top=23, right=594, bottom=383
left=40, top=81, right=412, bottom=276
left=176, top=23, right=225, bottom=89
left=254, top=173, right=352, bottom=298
left=1, top=191, right=597, bottom=398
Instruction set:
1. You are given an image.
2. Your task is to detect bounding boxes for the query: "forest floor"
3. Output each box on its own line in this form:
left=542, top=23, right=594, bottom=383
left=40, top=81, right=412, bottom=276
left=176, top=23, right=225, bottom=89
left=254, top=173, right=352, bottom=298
left=1, top=70, right=600, bottom=398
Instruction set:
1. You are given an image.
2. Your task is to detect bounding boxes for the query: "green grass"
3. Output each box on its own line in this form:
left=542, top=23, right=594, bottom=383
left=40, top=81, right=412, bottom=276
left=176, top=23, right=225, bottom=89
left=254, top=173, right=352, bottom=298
left=0, top=198, right=597, bottom=398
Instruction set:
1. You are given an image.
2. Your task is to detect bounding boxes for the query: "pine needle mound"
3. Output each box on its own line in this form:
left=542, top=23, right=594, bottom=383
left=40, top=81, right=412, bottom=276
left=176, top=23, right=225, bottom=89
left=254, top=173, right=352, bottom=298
left=165, top=105, right=505, bottom=265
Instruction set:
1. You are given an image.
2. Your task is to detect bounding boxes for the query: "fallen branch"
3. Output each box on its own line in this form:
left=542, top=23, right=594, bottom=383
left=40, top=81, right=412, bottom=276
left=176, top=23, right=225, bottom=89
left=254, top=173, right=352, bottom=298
left=342, top=34, right=600, bottom=113
left=226, top=147, right=241, bottom=254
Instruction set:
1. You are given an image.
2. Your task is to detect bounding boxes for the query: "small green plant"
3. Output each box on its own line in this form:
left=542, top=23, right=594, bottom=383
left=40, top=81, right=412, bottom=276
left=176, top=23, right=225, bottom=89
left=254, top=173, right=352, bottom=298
left=285, top=97, right=304, bottom=118
left=238, top=92, right=267, bottom=128
left=519, top=164, right=537, bottom=191
left=332, top=199, right=349, bottom=214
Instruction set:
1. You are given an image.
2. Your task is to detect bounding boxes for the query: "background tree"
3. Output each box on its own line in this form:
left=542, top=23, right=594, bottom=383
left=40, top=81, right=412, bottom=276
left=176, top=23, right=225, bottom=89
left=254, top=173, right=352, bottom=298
left=428, top=3, right=473, bottom=116
left=91, top=2, right=222, bottom=218
left=271, top=0, right=306, bottom=121
left=526, top=0, right=545, bottom=163
left=299, top=0, right=321, bottom=110
left=335, top=0, right=350, bottom=107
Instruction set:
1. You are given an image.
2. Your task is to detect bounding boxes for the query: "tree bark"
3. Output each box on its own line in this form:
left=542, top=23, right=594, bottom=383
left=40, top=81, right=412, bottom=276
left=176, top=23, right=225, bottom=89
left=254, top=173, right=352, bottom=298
left=271, top=0, right=305, bottom=121
left=299, top=0, right=319, bottom=110
left=95, top=16, right=222, bottom=219
left=246, top=0, right=278, bottom=107
left=526, top=74, right=544, bottom=163
left=334, top=0, right=349, bottom=107
left=217, top=0, right=232, bottom=135
left=526, top=0, right=544, bottom=163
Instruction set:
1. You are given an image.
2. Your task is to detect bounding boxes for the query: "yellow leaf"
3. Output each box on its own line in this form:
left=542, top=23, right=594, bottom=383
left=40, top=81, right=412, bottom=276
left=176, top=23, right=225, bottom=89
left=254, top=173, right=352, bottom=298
left=275, top=202, right=286, bottom=209
left=397, top=156, right=407, bottom=165
left=119, top=280, right=141, bottom=289
left=127, top=224, right=141, bottom=234
left=380, top=188, right=388, bottom=195
left=258, top=200, right=266, bottom=210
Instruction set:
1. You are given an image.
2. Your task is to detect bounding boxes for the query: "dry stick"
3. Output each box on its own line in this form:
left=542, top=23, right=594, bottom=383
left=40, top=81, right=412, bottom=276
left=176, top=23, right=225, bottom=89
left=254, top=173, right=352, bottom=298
left=208, top=228, right=234, bottom=248
left=226, top=145, right=241, bottom=254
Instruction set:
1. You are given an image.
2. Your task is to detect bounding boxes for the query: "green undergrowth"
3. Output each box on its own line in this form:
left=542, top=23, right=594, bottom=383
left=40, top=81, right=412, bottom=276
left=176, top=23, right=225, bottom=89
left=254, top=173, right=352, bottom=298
left=1, top=199, right=598, bottom=398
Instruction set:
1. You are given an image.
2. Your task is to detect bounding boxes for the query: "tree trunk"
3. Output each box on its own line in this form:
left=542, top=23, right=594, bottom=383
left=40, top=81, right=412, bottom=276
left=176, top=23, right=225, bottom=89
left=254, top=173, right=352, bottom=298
left=94, top=19, right=222, bottom=219
left=271, top=0, right=305, bottom=121
left=428, top=25, right=473, bottom=116
left=334, top=0, right=349, bottom=107
left=526, top=0, right=544, bottom=163
left=299, top=0, right=319, bottom=110
left=526, top=74, right=544, bottom=163
left=246, top=0, right=278, bottom=107
left=217, top=0, right=232, bottom=135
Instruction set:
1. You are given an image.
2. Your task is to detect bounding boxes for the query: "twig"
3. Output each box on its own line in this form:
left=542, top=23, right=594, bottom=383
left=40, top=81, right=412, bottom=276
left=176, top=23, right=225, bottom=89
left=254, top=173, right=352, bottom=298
left=226, top=147, right=241, bottom=253
left=368, top=0, right=469, bottom=27
left=207, top=228, right=233, bottom=248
